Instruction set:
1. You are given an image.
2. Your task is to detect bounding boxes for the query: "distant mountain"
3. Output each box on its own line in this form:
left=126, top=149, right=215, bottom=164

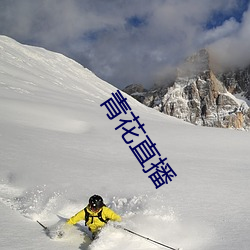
left=123, top=49, right=250, bottom=130
left=217, top=66, right=250, bottom=100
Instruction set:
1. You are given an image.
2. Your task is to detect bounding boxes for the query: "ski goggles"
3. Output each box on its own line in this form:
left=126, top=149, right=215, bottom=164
left=89, top=205, right=101, bottom=212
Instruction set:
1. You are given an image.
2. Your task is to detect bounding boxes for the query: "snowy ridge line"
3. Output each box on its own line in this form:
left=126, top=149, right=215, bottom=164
left=0, top=35, right=119, bottom=102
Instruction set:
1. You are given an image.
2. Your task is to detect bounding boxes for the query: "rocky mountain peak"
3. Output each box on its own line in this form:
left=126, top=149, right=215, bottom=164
left=177, top=48, right=210, bottom=78
left=123, top=49, right=250, bottom=130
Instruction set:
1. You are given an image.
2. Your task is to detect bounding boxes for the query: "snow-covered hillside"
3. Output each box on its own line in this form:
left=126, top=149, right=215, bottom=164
left=0, top=36, right=249, bottom=250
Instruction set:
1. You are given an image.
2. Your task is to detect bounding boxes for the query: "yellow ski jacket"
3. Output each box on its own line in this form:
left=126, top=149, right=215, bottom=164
left=67, top=206, right=121, bottom=233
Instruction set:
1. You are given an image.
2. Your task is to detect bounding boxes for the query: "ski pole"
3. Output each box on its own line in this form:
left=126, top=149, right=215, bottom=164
left=122, top=227, right=179, bottom=250
left=37, top=220, right=48, bottom=231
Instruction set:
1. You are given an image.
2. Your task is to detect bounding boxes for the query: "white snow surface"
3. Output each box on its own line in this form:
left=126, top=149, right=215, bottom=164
left=0, top=36, right=250, bottom=250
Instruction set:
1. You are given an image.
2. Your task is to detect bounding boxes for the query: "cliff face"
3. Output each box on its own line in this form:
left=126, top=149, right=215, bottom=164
left=218, top=66, right=250, bottom=99
left=123, top=49, right=250, bottom=130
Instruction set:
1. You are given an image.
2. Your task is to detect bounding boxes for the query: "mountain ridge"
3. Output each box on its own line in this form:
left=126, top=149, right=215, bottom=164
left=123, top=49, right=250, bottom=130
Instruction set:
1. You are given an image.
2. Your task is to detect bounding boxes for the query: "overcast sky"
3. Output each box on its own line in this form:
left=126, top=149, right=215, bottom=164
left=0, top=0, right=249, bottom=89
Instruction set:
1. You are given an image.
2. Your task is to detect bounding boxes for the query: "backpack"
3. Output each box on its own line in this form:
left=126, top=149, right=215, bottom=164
left=84, top=206, right=109, bottom=226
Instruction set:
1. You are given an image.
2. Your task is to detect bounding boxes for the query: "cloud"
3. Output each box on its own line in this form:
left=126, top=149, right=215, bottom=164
left=200, top=18, right=240, bottom=45
left=0, top=0, right=249, bottom=88
left=208, top=3, right=250, bottom=69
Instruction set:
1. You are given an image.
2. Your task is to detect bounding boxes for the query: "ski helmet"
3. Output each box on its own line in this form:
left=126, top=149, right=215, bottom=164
left=89, top=195, right=104, bottom=210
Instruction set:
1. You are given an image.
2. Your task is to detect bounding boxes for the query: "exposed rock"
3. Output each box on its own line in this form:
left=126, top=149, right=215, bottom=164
left=123, top=84, right=147, bottom=103
left=217, top=66, right=250, bottom=100
left=123, top=49, right=250, bottom=130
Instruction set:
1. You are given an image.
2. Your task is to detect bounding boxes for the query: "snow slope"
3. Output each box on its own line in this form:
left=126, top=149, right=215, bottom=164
left=0, top=36, right=250, bottom=250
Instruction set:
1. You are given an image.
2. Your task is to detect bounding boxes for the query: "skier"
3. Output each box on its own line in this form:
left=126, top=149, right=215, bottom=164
left=66, top=194, right=122, bottom=239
